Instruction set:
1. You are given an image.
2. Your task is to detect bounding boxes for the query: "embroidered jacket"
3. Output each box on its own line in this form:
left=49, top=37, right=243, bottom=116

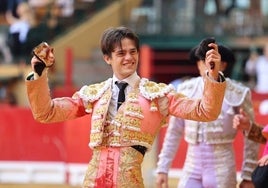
left=26, top=71, right=226, bottom=151
left=169, top=77, right=259, bottom=180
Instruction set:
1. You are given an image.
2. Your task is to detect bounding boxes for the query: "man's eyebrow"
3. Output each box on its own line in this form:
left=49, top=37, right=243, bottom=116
left=114, top=49, right=123, bottom=53
left=114, top=47, right=137, bottom=53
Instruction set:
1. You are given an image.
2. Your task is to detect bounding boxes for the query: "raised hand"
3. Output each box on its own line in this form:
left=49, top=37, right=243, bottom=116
left=195, top=38, right=221, bottom=81
left=233, top=108, right=251, bottom=131
left=205, top=42, right=221, bottom=80
left=32, top=42, right=55, bottom=76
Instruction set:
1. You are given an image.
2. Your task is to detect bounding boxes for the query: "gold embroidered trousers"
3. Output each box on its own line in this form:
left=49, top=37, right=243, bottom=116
left=82, top=147, right=144, bottom=188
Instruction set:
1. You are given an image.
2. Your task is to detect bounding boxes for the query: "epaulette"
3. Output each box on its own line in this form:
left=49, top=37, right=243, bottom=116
left=139, top=78, right=174, bottom=100
left=77, top=78, right=112, bottom=102
left=224, top=78, right=250, bottom=106
left=139, top=78, right=174, bottom=112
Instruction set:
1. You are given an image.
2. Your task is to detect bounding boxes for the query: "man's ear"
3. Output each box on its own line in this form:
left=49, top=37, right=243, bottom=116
left=103, top=55, right=111, bottom=65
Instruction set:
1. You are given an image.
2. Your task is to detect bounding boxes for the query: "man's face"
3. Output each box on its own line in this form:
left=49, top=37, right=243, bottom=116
left=104, top=38, right=139, bottom=80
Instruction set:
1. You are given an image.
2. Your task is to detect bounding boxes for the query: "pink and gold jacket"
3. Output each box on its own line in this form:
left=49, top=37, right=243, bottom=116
left=26, top=71, right=226, bottom=151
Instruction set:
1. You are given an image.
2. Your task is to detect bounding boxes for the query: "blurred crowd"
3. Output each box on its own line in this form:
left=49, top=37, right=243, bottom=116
left=0, top=0, right=75, bottom=65
left=0, top=0, right=115, bottom=107
left=0, top=0, right=77, bottom=106
left=0, top=0, right=268, bottom=108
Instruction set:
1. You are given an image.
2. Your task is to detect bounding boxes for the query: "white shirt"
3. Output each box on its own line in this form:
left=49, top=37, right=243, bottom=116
left=109, top=72, right=140, bottom=118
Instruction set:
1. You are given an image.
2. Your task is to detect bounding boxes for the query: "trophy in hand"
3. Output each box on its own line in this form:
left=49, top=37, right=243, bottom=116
left=32, top=42, right=55, bottom=76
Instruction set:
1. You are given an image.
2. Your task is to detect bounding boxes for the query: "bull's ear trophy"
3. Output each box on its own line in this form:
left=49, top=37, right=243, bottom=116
left=32, top=42, right=55, bottom=76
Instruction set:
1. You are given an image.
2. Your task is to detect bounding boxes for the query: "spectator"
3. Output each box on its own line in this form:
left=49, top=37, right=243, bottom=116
left=55, top=0, right=74, bottom=29
left=5, top=1, right=37, bottom=62
left=6, top=0, right=23, bottom=18
left=56, top=0, right=74, bottom=18
left=245, top=44, right=268, bottom=93
left=0, top=32, right=12, bottom=63
left=42, top=1, right=64, bottom=40
left=27, top=0, right=51, bottom=8
left=0, top=79, right=17, bottom=106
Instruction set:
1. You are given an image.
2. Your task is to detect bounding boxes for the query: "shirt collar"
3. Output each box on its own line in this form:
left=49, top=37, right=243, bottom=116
left=113, top=72, right=140, bottom=88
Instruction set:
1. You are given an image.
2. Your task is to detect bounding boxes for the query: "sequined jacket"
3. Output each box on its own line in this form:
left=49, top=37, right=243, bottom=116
left=173, top=77, right=259, bottom=180
left=26, top=71, right=226, bottom=151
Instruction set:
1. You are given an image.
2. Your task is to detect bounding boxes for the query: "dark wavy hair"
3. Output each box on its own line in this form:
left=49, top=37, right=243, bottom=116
left=218, top=44, right=236, bottom=77
left=189, top=46, right=199, bottom=64
left=100, top=26, right=140, bottom=57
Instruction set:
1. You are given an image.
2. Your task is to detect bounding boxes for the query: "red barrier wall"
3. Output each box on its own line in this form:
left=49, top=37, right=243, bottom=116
left=0, top=105, right=265, bottom=170
left=0, top=105, right=92, bottom=163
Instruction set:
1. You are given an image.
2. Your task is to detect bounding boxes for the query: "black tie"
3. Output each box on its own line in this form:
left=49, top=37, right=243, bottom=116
left=116, top=82, right=128, bottom=110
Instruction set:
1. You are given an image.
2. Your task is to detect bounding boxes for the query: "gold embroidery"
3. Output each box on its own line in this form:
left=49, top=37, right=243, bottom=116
left=91, top=119, right=103, bottom=131
left=118, top=147, right=144, bottom=187
left=88, top=78, right=168, bottom=149
left=139, top=78, right=173, bottom=101
left=125, top=104, right=143, bottom=119
left=94, top=106, right=106, bottom=116
left=83, top=148, right=144, bottom=188
left=89, top=132, right=103, bottom=147
left=121, top=130, right=154, bottom=145
left=150, top=100, right=158, bottom=111
left=99, top=94, right=109, bottom=104
left=78, top=79, right=112, bottom=113
left=82, top=150, right=101, bottom=187
left=127, top=92, right=139, bottom=103
left=85, top=102, right=92, bottom=113
left=124, top=116, right=141, bottom=126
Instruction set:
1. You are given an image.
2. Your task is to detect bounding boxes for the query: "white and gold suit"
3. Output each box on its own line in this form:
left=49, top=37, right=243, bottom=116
left=157, top=77, right=259, bottom=188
